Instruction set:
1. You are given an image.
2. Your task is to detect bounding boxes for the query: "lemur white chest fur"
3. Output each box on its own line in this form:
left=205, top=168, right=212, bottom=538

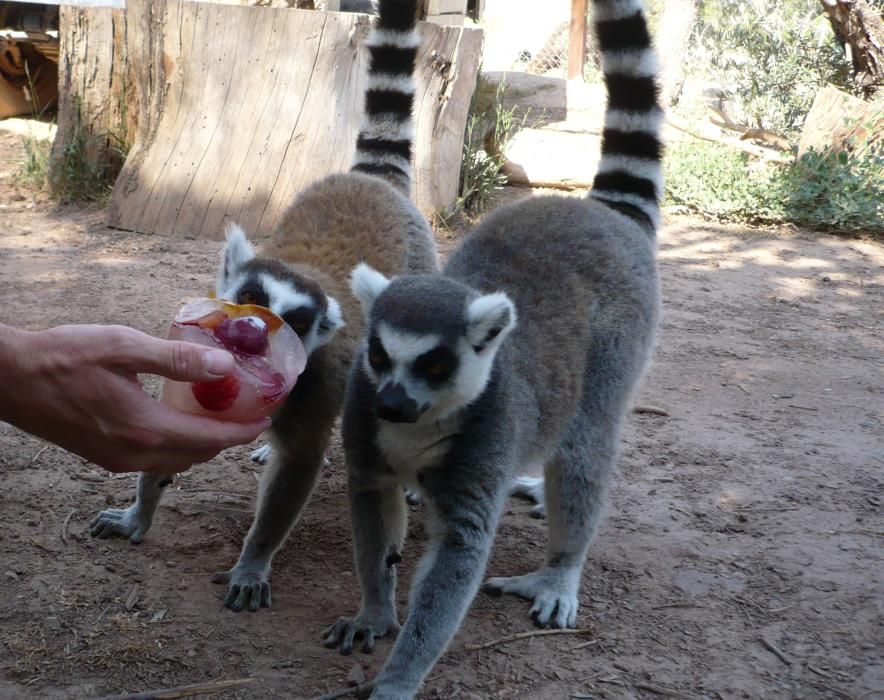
left=376, top=417, right=460, bottom=491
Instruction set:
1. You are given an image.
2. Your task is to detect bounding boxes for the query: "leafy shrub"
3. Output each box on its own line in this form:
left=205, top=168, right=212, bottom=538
left=664, top=138, right=884, bottom=233
left=18, top=133, right=52, bottom=189
left=47, top=96, right=129, bottom=204
left=785, top=144, right=884, bottom=232
left=691, top=0, right=853, bottom=139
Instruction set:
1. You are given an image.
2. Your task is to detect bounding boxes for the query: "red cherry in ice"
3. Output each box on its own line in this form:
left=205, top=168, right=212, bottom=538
left=213, top=316, right=269, bottom=355
left=192, top=375, right=240, bottom=411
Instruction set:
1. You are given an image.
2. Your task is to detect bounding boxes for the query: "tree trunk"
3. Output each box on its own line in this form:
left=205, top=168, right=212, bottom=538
left=656, top=0, right=700, bottom=107
left=819, top=0, right=884, bottom=97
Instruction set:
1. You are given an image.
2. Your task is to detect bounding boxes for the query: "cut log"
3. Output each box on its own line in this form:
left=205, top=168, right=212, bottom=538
left=798, top=84, right=884, bottom=157
left=51, top=5, right=132, bottom=179
left=54, top=0, right=482, bottom=238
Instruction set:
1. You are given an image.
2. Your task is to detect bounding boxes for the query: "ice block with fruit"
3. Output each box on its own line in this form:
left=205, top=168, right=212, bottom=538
left=161, top=298, right=307, bottom=422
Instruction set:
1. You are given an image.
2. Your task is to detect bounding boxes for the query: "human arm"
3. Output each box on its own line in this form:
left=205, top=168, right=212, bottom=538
left=0, top=323, right=268, bottom=473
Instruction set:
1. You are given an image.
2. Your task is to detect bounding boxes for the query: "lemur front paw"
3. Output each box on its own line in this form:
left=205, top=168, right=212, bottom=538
left=90, top=505, right=152, bottom=544
left=211, top=566, right=271, bottom=612
left=323, top=609, right=399, bottom=655
left=484, top=567, right=580, bottom=629
left=250, top=444, right=273, bottom=464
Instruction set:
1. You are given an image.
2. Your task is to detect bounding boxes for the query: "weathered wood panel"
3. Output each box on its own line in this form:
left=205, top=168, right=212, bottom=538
left=798, top=84, right=884, bottom=158
left=106, top=0, right=482, bottom=239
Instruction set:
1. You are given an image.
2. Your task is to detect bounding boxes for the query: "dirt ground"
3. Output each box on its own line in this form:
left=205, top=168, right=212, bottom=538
left=0, top=125, right=882, bottom=700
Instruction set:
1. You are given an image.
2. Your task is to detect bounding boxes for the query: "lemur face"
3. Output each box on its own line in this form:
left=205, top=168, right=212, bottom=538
left=350, top=264, right=517, bottom=424
left=216, top=223, right=344, bottom=356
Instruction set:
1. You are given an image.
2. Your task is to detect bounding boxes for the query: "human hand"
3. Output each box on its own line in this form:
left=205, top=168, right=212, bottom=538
left=1, top=324, right=270, bottom=473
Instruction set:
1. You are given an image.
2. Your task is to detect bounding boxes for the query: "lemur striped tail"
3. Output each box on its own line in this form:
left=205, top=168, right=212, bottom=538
left=351, top=0, right=420, bottom=194
left=589, top=0, right=664, bottom=231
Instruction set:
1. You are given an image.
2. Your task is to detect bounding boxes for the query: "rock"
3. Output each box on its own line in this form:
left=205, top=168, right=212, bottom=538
left=347, top=663, right=365, bottom=687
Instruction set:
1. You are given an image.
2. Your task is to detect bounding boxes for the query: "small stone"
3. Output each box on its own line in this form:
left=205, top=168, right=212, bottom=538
left=737, top=514, right=748, bottom=523
left=347, top=663, right=365, bottom=687
left=4, top=570, right=18, bottom=581
left=125, top=585, right=139, bottom=611
left=187, top=649, right=196, bottom=658
left=165, top=560, right=177, bottom=568
left=45, top=616, right=62, bottom=631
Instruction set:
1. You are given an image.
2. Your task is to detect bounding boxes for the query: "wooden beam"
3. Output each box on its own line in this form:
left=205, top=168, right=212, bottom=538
left=568, top=0, right=588, bottom=81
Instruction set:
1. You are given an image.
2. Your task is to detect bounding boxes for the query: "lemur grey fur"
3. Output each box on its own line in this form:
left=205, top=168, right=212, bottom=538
left=90, top=0, right=437, bottom=614
left=323, top=0, right=663, bottom=696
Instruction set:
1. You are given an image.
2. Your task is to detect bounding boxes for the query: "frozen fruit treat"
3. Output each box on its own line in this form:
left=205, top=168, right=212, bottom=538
left=161, top=298, right=307, bottom=422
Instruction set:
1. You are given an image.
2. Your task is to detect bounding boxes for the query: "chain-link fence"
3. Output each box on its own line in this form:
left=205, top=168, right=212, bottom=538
left=480, top=1, right=601, bottom=82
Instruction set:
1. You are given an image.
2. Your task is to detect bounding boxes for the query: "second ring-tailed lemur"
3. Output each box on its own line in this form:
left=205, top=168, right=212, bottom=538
left=323, top=0, right=663, bottom=695
left=90, top=0, right=437, bottom=614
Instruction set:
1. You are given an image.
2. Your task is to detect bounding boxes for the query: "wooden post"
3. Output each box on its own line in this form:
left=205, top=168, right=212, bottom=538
left=568, top=0, right=588, bottom=81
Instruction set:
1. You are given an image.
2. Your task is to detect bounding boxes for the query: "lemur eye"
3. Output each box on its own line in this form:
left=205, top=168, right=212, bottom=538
left=413, top=347, right=456, bottom=383
left=239, top=290, right=258, bottom=305
left=368, top=336, right=391, bottom=372
left=283, top=307, right=316, bottom=338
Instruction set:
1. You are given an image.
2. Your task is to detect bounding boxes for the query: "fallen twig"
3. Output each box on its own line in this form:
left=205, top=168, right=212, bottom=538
left=807, top=664, right=833, bottom=678
left=569, top=639, right=602, bottom=651
left=633, top=405, right=670, bottom=416
left=31, top=445, right=49, bottom=464
left=758, top=637, right=791, bottom=666
left=61, top=509, right=75, bottom=545
left=635, top=681, right=685, bottom=697
left=653, top=602, right=701, bottom=610
left=466, top=628, right=595, bottom=650
left=97, top=677, right=254, bottom=699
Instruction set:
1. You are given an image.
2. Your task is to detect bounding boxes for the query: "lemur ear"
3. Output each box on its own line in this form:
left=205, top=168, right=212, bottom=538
left=217, top=222, right=256, bottom=296
left=466, top=292, right=517, bottom=353
left=350, top=263, right=391, bottom=318
left=316, top=294, right=345, bottom=346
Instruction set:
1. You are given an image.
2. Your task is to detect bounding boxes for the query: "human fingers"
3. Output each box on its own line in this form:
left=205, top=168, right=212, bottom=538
left=109, top=327, right=236, bottom=381
left=142, top=401, right=271, bottom=452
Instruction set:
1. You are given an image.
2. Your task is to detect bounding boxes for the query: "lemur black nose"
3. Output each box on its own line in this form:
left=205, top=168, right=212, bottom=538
left=375, top=383, right=419, bottom=423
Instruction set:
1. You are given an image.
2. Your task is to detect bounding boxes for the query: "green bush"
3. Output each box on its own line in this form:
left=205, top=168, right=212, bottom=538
left=47, top=96, right=129, bottom=204
left=18, top=133, right=52, bottom=190
left=692, top=0, right=853, bottom=139
left=664, top=138, right=884, bottom=233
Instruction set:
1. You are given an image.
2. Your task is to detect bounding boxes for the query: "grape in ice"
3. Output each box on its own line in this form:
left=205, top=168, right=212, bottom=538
left=213, top=316, right=269, bottom=355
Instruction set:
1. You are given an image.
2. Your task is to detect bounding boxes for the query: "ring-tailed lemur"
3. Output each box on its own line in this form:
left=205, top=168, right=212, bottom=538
left=90, top=0, right=437, bottom=614
left=323, top=0, right=662, bottom=695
